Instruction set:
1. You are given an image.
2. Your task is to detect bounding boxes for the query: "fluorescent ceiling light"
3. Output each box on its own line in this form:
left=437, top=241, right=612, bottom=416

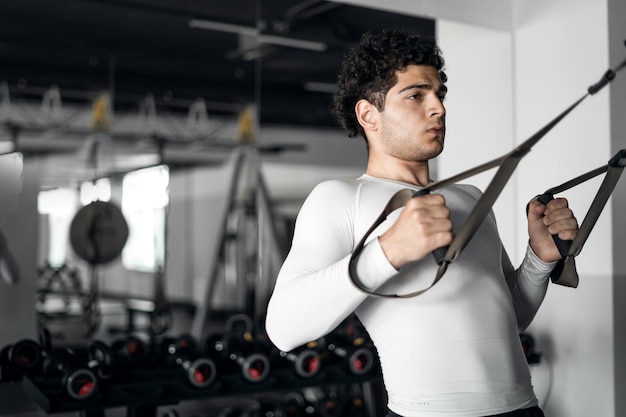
left=257, top=34, right=326, bottom=52
left=189, top=18, right=326, bottom=52
left=189, top=18, right=257, bottom=36
left=303, top=81, right=337, bottom=93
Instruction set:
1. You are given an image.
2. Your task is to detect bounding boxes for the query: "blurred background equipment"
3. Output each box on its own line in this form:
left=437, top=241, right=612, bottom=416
left=0, top=0, right=426, bottom=416
left=69, top=200, right=129, bottom=266
left=0, top=316, right=385, bottom=416
left=520, top=332, right=542, bottom=365
left=0, top=228, right=20, bottom=285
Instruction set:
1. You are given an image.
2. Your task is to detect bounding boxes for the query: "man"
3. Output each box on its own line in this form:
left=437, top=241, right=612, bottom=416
left=265, top=29, right=578, bottom=417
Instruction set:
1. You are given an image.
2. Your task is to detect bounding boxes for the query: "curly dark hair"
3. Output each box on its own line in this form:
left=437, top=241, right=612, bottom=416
left=331, top=28, right=447, bottom=139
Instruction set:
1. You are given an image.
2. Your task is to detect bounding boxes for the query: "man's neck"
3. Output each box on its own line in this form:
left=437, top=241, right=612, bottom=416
left=365, top=162, right=431, bottom=187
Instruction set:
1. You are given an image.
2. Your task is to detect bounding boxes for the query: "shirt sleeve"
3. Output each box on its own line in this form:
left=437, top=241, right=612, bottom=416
left=265, top=180, right=396, bottom=352
left=504, top=244, right=556, bottom=331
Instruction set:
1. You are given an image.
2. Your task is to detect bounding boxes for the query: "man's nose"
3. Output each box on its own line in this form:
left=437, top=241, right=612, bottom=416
left=428, top=95, right=446, bottom=118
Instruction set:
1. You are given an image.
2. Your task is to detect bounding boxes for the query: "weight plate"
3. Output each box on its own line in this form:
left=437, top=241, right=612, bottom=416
left=69, top=201, right=129, bottom=264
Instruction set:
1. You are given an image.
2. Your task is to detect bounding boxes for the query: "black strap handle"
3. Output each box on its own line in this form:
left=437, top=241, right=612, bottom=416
left=530, top=149, right=626, bottom=288
left=530, top=192, right=573, bottom=259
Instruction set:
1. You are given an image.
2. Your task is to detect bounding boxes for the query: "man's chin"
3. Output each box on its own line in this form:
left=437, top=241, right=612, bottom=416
left=429, top=141, right=444, bottom=158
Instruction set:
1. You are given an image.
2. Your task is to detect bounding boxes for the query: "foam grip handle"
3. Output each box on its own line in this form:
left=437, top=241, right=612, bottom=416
left=412, top=189, right=448, bottom=265
left=535, top=192, right=572, bottom=258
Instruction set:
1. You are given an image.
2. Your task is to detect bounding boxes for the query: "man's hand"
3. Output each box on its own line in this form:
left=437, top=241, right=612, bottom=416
left=527, top=197, right=578, bottom=263
left=378, top=194, right=453, bottom=269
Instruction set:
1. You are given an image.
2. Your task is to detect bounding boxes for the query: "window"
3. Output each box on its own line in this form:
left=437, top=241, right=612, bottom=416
left=121, top=165, right=169, bottom=272
left=38, top=188, right=78, bottom=267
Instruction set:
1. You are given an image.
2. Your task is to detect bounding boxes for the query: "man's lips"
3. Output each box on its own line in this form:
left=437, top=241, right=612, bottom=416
left=427, top=125, right=444, bottom=135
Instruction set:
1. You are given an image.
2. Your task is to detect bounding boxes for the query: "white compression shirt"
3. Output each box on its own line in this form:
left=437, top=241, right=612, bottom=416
left=265, top=174, right=554, bottom=417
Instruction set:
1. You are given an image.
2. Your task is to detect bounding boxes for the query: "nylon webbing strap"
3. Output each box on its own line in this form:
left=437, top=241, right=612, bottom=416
left=538, top=149, right=626, bottom=288
left=348, top=55, right=626, bottom=299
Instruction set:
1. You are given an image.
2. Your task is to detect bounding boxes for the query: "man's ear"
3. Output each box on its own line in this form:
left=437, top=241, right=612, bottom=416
left=355, top=99, right=378, bottom=133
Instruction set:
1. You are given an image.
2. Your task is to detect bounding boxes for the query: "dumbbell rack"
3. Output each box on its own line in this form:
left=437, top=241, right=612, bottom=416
left=4, top=313, right=385, bottom=417
left=19, top=348, right=384, bottom=417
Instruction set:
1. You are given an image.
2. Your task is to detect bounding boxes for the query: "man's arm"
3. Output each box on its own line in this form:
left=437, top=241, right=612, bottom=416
left=504, top=244, right=553, bottom=331
left=265, top=180, right=396, bottom=352
left=505, top=197, right=579, bottom=330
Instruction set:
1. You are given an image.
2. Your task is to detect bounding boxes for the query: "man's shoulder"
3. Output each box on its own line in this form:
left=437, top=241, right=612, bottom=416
left=307, top=176, right=402, bottom=207
left=303, top=178, right=362, bottom=208
left=310, top=177, right=362, bottom=195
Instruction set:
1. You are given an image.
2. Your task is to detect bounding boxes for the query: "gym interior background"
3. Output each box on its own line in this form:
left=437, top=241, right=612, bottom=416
left=0, top=0, right=624, bottom=416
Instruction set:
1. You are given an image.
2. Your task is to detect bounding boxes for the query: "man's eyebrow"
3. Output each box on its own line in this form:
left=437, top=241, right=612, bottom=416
left=397, top=83, right=447, bottom=94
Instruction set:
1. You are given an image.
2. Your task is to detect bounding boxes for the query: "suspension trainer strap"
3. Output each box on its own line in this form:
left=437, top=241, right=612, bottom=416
left=534, top=149, right=626, bottom=288
left=349, top=54, right=626, bottom=298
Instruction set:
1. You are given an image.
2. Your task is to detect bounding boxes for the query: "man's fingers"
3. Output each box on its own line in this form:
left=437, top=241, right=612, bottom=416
left=407, top=193, right=449, bottom=218
left=527, top=199, right=547, bottom=220
left=528, top=196, right=579, bottom=263
left=543, top=200, right=577, bottom=230
left=539, top=198, right=578, bottom=240
left=543, top=197, right=569, bottom=213
left=548, top=218, right=578, bottom=240
left=529, top=197, right=571, bottom=221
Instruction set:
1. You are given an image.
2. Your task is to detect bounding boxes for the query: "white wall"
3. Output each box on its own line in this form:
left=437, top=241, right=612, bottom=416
left=441, top=1, right=617, bottom=415
left=513, top=1, right=614, bottom=416
left=436, top=21, right=518, bottom=259
left=438, top=9, right=614, bottom=414
left=609, top=1, right=626, bottom=416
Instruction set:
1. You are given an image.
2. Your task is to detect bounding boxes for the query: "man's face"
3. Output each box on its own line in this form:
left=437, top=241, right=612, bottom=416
left=377, top=64, right=447, bottom=162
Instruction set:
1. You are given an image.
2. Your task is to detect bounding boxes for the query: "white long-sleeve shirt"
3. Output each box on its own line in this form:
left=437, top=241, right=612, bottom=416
left=265, top=174, right=554, bottom=417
